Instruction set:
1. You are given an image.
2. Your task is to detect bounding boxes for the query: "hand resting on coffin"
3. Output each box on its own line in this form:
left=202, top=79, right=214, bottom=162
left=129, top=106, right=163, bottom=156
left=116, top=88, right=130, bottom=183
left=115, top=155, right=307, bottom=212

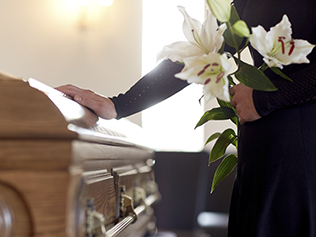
left=55, top=84, right=117, bottom=120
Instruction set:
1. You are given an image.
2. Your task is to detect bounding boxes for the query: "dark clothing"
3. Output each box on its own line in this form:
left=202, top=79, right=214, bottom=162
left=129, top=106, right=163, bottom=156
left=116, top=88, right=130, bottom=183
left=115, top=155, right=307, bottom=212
left=229, top=0, right=316, bottom=236
left=110, top=60, right=187, bottom=119
left=110, top=0, right=316, bottom=235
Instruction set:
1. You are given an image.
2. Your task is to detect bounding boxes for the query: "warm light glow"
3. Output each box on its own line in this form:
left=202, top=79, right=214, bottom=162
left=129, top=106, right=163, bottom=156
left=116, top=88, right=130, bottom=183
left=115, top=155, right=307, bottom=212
left=62, top=0, right=114, bottom=27
left=96, top=0, right=113, bottom=6
left=66, top=0, right=113, bottom=7
left=76, top=0, right=91, bottom=6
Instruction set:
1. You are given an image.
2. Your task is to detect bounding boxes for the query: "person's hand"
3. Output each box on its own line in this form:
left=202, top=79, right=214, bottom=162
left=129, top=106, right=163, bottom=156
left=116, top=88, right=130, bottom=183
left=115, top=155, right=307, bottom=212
left=229, top=84, right=261, bottom=125
left=55, top=84, right=117, bottom=120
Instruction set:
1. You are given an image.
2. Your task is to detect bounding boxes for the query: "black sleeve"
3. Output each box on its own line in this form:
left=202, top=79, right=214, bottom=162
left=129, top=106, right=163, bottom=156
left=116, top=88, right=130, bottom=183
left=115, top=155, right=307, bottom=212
left=110, top=59, right=188, bottom=119
left=253, top=61, right=316, bottom=117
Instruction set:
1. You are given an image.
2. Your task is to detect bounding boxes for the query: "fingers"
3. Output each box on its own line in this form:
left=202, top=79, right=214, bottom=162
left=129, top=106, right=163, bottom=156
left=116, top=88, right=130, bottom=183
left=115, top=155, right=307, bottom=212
left=230, top=96, right=237, bottom=108
left=55, top=84, right=117, bottom=120
left=239, top=118, right=245, bottom=125
left=56, top=84, right=96, bottom=103
left=229, top=84, right=248, bottom=124
left=55, top=84, right=81, bottom=97
left=234, top=106, right=246, bottom=125
left=229, top=84, right=247, bottom=109
left=74, top=93, right=95, bottom=108
left=229, top=85, right=237, bottom=108
left=229, top=84, right=261, bottom=124
left=55, top=85, right=94, bottom=112
left=229, top=86, right=235, bottom=97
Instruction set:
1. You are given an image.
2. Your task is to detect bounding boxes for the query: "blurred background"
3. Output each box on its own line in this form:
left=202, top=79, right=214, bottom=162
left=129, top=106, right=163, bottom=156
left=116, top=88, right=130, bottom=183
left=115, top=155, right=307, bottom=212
left=0, top=1, right=238, bottom=236
left=0, top=0, right=237, bottom=152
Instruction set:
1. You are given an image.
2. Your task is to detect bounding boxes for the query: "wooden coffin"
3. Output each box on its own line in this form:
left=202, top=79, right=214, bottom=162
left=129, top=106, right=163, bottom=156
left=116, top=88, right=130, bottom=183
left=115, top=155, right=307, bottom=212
left=0, top=71, right=160, bottom=237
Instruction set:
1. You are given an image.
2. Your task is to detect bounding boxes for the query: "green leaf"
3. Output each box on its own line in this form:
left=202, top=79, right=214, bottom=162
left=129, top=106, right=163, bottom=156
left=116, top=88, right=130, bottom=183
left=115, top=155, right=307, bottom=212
left=217, top=99, right=238, bottom=125
left=233, top=57, right=277, bottom=91
left=270, top=67, right=293, bottom=82
left=205, top=132, right=221, bottom=146
left=218, top=39, right=226, bottom=54
left=211, top=154, right=237, bottom=193
left=195, top=107, right=236, bottom=129
left=209, top=128, right=237, bottom=164
left=227, top=74, right=236, bottom=86
left=223, top=6, right=244, bottom=49
left=228, top=5, right=240, bottom=25
left=217, top=98, right=231, bottom=108
left=230, top=116, right=238, bottom=126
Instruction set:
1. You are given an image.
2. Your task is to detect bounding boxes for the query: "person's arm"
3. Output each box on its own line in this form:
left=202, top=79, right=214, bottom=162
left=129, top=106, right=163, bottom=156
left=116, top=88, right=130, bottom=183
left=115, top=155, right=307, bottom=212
left=253, top=62, right=316, bottom=117
left=56, top=59, right=188, bottom=120
left=110, top=59, right=188, bottom=119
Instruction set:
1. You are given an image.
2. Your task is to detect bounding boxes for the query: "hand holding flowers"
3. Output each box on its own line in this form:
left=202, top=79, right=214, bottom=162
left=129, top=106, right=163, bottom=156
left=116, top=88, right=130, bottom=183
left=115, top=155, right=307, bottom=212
left=229, top=84, right=261, bottom=125
left=157, top=0, right=315, bottom=192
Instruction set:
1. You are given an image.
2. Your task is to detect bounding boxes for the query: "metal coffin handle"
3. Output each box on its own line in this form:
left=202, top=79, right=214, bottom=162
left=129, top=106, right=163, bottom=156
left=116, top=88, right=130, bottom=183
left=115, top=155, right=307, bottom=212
left=87, top=192, right=160, bottom=237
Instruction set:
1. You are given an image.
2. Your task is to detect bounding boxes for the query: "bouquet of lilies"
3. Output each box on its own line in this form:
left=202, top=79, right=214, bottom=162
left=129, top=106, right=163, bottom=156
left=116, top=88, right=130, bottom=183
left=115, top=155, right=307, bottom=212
left=157, top=0, right=315, bottom=192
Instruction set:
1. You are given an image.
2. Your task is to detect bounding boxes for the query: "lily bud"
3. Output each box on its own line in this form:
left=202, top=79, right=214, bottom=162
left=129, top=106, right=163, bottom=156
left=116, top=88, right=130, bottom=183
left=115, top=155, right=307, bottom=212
left=207, top=0, right=231, bottom=23
left=232, top=20, right=250, bottom=38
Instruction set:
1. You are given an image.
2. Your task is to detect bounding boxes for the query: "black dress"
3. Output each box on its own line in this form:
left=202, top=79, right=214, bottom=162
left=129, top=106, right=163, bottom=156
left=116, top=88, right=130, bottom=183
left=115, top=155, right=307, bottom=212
left=111, top=0, right=316, bottom=235
left=229, top=0, right=316, bottom=236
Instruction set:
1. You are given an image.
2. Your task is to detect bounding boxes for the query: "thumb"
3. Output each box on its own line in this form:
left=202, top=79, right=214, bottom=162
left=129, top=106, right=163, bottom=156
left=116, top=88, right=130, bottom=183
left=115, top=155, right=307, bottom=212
left=239, top=117, right=245, bottom=125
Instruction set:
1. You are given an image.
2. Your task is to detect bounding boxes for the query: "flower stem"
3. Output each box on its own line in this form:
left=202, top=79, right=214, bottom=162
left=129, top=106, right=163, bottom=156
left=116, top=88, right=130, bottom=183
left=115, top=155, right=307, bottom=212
left=259, top=62, right=269, bottom=71
left=227, top=21, right=241, bottom=59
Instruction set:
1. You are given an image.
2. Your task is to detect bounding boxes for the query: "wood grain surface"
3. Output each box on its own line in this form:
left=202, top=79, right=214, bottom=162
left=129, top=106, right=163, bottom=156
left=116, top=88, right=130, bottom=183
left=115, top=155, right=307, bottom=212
left=0, top=75, right=156, bottom=237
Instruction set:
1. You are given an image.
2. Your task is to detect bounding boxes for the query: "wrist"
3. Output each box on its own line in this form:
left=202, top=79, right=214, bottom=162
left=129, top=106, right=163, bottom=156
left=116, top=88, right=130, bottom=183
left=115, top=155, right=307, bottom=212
left=102, top=97, right=117, bottom=119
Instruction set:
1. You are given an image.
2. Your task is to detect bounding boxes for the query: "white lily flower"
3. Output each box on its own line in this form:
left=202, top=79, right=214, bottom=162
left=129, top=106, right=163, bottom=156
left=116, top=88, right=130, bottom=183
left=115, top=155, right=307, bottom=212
left=157, top=6, right=226, bottom=63
left=175, top=53, right=231, bottom=102
left=249, top=14, right=315, bottom=69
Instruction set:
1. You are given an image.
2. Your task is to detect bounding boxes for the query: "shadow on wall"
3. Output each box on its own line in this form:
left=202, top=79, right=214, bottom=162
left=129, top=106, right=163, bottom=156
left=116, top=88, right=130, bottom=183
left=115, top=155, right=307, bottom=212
left=153, top=151, right=236, bottom=237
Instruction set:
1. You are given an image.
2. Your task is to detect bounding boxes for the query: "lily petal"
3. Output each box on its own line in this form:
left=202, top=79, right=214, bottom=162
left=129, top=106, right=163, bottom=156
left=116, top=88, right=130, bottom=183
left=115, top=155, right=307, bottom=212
left=156, top=41, right=204, bottom=62
left=157, top=6, right=226, bottom=63
left=200, top=8, right=227, bottom=53
left=273, top=39, right=315, bottom=66
left=175, top=53, right=231, bottom=102
left=249, top=25, right=269, bottom=57
left=178, top=6, right=203, bottom=49
left=265, top=15, right=292, bottom=53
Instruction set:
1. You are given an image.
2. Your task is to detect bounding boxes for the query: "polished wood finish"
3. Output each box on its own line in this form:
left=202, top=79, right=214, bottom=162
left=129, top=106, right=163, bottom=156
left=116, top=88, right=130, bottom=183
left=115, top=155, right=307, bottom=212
left=0, top=74, right=156, bottom=237
left=0, top=77, right=76, bottom=139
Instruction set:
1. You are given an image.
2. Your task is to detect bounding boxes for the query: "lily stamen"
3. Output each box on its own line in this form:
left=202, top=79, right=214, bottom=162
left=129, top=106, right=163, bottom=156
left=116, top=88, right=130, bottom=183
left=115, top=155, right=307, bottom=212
left=216, top=71, right=225, bottom=83
left=198, top=64, right=211, bottom=76
left=288, top=41, right=295, bottom=55
left=191, top=29, right=210, bottom=54
left=278, top=36, right=286, bottom=54
left=205, top=78, right=211, bottom=85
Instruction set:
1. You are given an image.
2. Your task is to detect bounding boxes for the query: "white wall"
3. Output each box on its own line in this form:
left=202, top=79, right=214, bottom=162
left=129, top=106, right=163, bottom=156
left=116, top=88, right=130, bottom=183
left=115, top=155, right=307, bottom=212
left=0, top=0, right=143, bottom=124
